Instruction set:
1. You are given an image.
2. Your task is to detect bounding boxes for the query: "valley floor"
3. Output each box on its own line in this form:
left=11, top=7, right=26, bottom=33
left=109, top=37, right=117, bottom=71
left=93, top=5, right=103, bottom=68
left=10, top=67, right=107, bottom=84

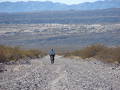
left=0, top=56, right=120, bottom=90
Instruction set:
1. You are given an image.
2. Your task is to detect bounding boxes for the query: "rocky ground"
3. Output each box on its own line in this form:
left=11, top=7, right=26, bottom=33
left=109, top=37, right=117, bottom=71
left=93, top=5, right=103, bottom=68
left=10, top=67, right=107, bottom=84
left=0, top=55, right=120, bottom=90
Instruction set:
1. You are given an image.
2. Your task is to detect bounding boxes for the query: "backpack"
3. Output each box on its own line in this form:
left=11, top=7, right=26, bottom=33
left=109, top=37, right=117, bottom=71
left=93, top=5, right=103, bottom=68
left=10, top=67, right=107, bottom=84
left=49, top=49, right=55, bottom=55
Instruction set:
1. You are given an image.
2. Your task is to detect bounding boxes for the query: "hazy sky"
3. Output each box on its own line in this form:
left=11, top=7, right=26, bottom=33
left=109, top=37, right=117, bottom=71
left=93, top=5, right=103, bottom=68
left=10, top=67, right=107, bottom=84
left=0, top=0, right=101, bottom=4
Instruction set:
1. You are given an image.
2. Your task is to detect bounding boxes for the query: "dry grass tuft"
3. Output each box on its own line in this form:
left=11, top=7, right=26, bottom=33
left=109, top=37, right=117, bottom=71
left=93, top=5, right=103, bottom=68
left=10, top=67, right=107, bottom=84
left=0, top=45, right=46, bottom=63
left=64, top=44, right=120, bottom=63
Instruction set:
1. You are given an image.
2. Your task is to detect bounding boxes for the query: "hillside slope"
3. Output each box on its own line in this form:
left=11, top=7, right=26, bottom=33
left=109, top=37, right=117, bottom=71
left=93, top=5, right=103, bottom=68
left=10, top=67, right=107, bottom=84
left=0, top=8, right=120, bottom=24
left=0, top=56, right=120, bottom=90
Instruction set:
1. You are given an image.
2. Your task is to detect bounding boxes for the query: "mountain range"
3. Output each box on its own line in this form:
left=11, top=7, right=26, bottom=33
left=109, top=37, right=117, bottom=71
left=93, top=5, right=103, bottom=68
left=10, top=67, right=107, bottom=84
left=0, top=8, right=120, bottom=24
left=0, top=0, right=120, bottom=12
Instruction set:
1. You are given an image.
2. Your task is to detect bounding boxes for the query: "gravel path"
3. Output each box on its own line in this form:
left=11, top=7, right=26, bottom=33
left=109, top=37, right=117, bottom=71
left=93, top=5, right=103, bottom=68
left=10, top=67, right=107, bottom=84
left=0, top=55, right=120, bottom=90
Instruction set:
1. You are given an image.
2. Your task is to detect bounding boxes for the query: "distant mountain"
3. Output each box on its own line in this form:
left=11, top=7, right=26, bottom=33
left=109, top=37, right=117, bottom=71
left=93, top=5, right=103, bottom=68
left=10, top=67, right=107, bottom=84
left=0, top=8, right=120, bottom=24
left=0, top=0, right=120, bottom=12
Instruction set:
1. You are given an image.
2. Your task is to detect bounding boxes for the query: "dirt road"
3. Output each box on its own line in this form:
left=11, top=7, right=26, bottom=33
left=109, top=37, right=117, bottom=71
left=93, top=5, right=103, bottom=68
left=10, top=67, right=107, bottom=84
left=0, top=55, right=120, bottom=90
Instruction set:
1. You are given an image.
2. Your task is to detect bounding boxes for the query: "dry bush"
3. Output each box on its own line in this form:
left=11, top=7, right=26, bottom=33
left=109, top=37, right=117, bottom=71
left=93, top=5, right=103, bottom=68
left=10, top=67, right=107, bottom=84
left=96, top=47, right=120, bottom=63
left=78, top=44, right=107, bottom=59
left=0, top=45, right=46, bottom=63
left=24, top=49, right=46, bottom=58
left=64, top=44, right=120, bottom=63
left=64, top=44, right=106, bottom=58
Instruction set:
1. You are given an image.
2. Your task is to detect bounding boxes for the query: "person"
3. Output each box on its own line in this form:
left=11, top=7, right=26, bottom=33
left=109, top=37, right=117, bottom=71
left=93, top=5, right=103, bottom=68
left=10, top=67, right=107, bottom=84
left=49, top=48, right=56, bottom=64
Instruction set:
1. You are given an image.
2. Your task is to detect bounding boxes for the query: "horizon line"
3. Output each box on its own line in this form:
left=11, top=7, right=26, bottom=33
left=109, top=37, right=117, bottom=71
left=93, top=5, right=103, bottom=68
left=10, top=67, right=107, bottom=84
left=0, top=0, right=101, bottom=5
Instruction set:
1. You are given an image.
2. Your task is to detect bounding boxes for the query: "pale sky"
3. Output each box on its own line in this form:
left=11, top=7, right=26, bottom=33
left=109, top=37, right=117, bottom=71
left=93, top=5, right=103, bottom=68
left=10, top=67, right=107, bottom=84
left=0, top=0, right=101, bottom=5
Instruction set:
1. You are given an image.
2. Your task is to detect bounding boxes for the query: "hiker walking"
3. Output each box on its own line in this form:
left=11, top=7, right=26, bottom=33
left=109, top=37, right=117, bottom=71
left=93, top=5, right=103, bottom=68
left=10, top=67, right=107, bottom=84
left=49, top=48, right=56, bottom=64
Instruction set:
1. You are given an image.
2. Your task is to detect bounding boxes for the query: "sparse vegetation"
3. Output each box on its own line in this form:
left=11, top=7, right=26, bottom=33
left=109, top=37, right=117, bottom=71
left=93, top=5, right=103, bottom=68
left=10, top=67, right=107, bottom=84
left=64, top=44, right=120, bottom=63
left=0, top=45, right=46, bottom=63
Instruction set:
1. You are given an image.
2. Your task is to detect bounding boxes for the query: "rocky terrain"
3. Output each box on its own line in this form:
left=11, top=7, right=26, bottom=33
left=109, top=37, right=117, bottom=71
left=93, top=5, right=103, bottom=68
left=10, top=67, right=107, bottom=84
left=0, top=55, right=120, bottom=90
left=0, top=24, right=120, bottom=51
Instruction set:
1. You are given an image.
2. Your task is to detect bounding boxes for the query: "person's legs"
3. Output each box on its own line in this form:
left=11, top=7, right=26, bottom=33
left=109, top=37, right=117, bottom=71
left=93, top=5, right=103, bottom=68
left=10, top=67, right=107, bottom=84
left=50, top=55, right=55, bottom=64
left=53, top=55, right=55, bottom=64
left=50, top=55, right=54, bottom=64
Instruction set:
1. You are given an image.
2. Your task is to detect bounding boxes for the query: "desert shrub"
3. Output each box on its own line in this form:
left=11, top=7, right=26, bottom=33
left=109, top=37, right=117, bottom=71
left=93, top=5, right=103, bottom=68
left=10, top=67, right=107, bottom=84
left=24, top=49, right=45, bottom=58
left=0, top=45, right=46, bottom=63
left=64, top=44, right=120, bottom=63
left=96, top=47, right=120, bottom=63
left=79, top=44, right=107, bottom=59
left=65, top=44, right=106, bottom=58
